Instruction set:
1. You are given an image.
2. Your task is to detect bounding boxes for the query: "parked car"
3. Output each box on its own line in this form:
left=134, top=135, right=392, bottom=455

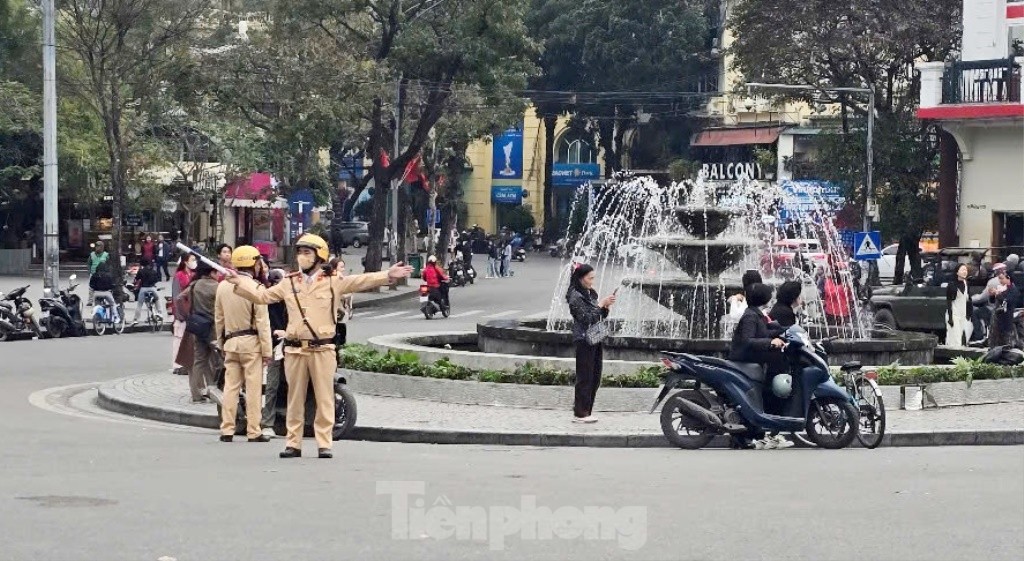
left=337, top=221, right=370, bottom=248
left=760, top=238, right=828, bottom=276
left=876, top=244, right=914, bottom=280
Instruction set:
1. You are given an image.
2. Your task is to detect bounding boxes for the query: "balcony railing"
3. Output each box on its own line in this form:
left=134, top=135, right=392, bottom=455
left=942, top=58, right=1022, bottom=104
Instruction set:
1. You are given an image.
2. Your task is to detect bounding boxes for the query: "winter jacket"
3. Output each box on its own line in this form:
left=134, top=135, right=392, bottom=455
left=567, top=288, right=608, bottom=343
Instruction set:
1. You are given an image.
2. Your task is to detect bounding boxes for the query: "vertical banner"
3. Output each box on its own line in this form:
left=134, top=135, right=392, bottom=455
left=491, top=127, right=524, bottom=180
left=288, top=189, right=315, bottom=240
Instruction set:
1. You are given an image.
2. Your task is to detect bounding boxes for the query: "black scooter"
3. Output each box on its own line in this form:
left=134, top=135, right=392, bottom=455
left=0, top=285, right=42, bottom=341
left=653, top=325, right=859, bottom=450
left=39, top=274, right=87, bottom=338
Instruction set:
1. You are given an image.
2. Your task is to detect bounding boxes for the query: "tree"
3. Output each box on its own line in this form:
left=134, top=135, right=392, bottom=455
left=58, top=0, right=211, bottom=272
left=288, top=0, right=538, bottom=272
left=729, top=0, right=961, bottom=283
left=527, top=0, right=709, bottom=178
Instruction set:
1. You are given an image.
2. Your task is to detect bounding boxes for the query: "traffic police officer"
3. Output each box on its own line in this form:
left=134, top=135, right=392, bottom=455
left=227, top=234, right=412, bottom=458
left=215, top=245, right=273, bottom=443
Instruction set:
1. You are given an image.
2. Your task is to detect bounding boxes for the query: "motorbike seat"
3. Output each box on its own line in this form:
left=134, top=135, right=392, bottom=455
left=701, top=357, right=766, bottom=383
left=840, top=361, right=862, bottom=372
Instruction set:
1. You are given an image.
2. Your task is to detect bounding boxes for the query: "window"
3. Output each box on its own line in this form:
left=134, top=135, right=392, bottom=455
left=556, top=131, right=596, bottom=164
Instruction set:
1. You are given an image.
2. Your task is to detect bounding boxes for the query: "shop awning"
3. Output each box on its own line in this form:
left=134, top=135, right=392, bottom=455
left=692, top=126, right=786, bottom=147
left=223, top=173, right=287, bottom=209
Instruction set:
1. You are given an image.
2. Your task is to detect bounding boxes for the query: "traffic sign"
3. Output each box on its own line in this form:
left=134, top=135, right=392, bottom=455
left=853, top=231, right=882, bottom=261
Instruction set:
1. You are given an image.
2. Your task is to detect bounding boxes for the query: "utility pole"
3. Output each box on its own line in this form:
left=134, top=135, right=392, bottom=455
left=390, top=77, right=404, bottom=267
left=42, top=0, right=59, bottom=292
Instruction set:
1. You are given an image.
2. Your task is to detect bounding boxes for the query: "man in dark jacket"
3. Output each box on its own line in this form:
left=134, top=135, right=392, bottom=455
left=130, top=259, right=162, bottom=325
left=188, top=262, right=221, bottom=402
left=990, top=271, right=1022, bottom=348
left=260, top=268, right=288, bottom=437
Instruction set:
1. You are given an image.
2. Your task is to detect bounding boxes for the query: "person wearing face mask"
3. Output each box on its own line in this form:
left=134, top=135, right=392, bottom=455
left=226, top=234, right=413, bottom=459
left=171, top=255, right=197, bottom=376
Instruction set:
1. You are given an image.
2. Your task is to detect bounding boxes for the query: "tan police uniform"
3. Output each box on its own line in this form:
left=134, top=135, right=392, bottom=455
left=230, top=268, right=391, bottom=450
left=215, top=273, right=272, bottom=439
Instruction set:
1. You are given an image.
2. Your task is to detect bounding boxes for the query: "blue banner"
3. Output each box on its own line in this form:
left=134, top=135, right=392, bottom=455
left=425, top=208, right=442, bottom=227
left=552, top=163, right=601, bottom=187
left=288, top=189, right=315, bottom=239
left=492, top=127, right=524, bottom=180
left=491, top=186, right=523, bottom=205
left=778, top=180, right=844, bottom=222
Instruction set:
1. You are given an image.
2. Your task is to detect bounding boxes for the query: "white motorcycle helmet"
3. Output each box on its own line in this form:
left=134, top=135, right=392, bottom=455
left=771, top=373, right=793, bottom=399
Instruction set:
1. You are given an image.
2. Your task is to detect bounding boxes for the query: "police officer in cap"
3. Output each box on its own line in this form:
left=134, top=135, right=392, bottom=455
left=227, top=234, right=412, bottom=458
left=215, top=245, right=273, bottom=443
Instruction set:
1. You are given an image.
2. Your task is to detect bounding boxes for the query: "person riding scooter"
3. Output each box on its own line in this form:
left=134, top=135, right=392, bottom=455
left=422, top=255, right=450, bottom=311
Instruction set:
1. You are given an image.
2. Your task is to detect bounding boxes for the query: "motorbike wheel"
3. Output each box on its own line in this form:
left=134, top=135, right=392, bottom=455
left=442, top=305, right=450, bottom=318
left=659, top=390, right=717, bottom=450
left=0, top=329, right=8, bottom=342
left=149, top=312, right=161, bottom=332
left=332, top=385, right=358, bottom=440
left=805, top=397, right=859, bottom=449
left=47, top=317, right=68, bottom=339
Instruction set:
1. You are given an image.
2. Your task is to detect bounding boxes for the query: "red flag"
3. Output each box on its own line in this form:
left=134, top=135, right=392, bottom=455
left=379, top=149, right=391, bottom=169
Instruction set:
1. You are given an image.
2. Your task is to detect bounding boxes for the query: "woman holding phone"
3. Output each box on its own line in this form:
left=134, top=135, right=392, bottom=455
left=566, top=264, right=617, bottom=423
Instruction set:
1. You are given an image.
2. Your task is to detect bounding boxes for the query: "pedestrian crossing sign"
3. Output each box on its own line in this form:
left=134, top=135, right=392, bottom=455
left=854, top=231, right=882, bottom=261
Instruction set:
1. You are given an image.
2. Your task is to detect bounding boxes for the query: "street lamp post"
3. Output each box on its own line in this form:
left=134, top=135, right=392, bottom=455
left=42, top=0, right=59, bottom=292
left=746, top=83, right=875, bottom=232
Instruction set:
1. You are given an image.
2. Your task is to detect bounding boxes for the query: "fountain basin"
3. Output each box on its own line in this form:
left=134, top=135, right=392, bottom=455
left=480, top=319, right=937, bottom=366
left=642, top=237, right=758, bottom=277
left=673, top=206, right=741, bottom=239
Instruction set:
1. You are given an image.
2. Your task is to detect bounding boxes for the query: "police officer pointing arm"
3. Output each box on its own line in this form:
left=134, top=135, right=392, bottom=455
left=226, top=234, right=412, bottom=459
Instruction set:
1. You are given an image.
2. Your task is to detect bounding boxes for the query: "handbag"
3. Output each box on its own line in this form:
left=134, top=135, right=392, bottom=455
left=182, top=284, right=213, bottom=340
left=584, top=319, right=609, bottom=346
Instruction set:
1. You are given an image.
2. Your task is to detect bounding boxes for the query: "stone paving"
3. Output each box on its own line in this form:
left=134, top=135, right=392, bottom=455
left=100, top=371, right=1024, bottom=436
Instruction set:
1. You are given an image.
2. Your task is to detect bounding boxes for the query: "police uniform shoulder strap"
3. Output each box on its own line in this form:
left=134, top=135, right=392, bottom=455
left=288, top=275, right=321, bottom=341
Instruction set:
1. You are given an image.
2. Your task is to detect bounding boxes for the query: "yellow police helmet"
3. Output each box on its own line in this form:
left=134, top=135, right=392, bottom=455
left=295, top=233, right=329, bottom=262
left=231, top=245, right=262, bottom=269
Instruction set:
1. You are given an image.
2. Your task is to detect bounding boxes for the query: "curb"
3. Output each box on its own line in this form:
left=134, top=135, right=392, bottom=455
left=352, top=289, right=417, bottom=310
left=96, top=381, right=1024, bottom=448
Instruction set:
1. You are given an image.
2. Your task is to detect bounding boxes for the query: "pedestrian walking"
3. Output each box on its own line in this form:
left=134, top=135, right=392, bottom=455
left=215, top=246, right=273, bottom=443
left=130, top=259, right=161, bottom=326
left=155, top=234, right=172, bottom=281
left=945, top=264, right=973, bottom=347
left=140, top=234, right=155, bottom=263
left=171, top=255, right=196, bottom=376
left=567, top=264, right=616, bottom=423
left=501, top=238, right=512, bottom=277
left=187, top=262, right=221, bottom=403
left=87, top=241, right=110, bottom=306
left=260, top=268, right=288, bottom=438
left=227, top=234, right=412, bottom=459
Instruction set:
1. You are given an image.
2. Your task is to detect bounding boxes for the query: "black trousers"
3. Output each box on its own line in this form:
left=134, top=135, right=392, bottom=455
left=574, top=342, right=603, bottom=417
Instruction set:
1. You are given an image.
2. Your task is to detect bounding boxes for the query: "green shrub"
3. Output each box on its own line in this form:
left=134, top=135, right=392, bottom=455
left=340, top=344, right=1023, bottom=388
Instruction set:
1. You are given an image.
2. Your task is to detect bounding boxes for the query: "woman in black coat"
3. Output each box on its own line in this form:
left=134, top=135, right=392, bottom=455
left=567, top=264, right=617, bottom=423
left=729, top=283, right=785, bottom=368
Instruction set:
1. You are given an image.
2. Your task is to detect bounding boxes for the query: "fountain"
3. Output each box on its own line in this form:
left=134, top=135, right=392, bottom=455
left=474, top=175, right=936, bottom=366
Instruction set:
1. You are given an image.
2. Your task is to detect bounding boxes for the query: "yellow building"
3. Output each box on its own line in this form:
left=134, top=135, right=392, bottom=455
left=462, top=112, right=602, bottom=234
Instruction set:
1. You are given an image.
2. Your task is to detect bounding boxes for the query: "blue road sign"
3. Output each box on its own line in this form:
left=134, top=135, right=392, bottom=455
left=853, top=231, right=882, bottom=261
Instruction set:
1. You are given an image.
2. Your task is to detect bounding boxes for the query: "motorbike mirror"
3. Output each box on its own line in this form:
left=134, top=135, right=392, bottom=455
left=70, top=274, right=77, bottom=281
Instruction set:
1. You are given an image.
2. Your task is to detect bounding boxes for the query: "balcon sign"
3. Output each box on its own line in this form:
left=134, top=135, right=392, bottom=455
left=701, top=162, right=766, bottom=181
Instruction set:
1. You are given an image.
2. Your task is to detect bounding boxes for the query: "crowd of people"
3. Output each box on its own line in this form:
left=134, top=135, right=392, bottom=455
left=167, top=234, right=412, bottom=459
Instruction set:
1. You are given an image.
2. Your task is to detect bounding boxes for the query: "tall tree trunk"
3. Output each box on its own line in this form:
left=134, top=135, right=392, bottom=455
left=364, top=99, right=388, bottom=273
left=396, top=183, right=408, bottom=263
left=542, top=114, right=557, bottom=242
left=437, top=144, right=468, bottom=267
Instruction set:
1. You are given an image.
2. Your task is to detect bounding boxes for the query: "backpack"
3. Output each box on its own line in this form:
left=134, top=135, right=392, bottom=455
left=180, top=284, right=213, bottom=341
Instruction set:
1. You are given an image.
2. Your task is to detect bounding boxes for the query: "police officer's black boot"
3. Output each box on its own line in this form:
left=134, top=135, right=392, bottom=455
left=279, top=447, right=301, bottom=458
left=318, top=448, right=333, bottom=459
left=219, top=435, right=232, bottom=443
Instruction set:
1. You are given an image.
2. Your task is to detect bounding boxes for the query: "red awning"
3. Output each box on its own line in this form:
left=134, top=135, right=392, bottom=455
left=692, top=126, right=786, bottom=147
left=223, top=173, right=286, bottom=209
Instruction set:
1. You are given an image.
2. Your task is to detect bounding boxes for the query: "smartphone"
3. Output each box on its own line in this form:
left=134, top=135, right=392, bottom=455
left=613, top=288, right=619, bottom=296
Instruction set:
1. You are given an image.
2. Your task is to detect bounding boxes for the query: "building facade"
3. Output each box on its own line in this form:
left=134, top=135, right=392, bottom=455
left=917, top=0, right=1024, bottom=257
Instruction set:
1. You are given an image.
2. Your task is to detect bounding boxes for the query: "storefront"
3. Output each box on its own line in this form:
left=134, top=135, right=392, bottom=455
left=690, top=125, right=786, bottom=183
left=223, top=173, right=288, bottom=261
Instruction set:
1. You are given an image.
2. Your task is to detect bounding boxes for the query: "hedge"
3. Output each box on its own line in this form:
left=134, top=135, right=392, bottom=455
left=339, top=345, right=1023, bottom=389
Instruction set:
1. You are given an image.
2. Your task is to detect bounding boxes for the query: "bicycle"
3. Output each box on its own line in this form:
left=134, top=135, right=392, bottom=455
left=92, top=294, right=126, bottom=336
left=792, top=360, right=885, bottom=449
left=143, top=288, right=165, bottom=332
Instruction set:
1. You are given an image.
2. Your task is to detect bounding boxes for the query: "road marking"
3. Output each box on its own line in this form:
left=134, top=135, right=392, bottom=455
left=485, top=310, right=521, bottom=318
left=448, top=309, right=483, bottom=318
left=365, top=311, right=408, bottom=320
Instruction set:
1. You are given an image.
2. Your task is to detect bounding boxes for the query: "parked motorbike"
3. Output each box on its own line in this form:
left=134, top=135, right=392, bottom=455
left=447, top=260, right=467, bottom=287
left=652, top=325, right=859, bottom=450
left=39, top=274, right=87, bottom=338
left=419, top=282, right=451, bottom=320
left=512, top=247, right=527, bottom=262
left=0, top=285, right=42, bottom=341
left=548, top=238, right=566, bottom=258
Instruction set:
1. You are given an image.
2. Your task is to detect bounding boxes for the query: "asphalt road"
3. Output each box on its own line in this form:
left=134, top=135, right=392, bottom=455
left=1, top=256, right=1023, bottom=561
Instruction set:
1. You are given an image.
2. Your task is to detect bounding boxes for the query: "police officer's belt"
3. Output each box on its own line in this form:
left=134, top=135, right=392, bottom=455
left=224, top=328, right=258, bottom=340
left=284, top=338, right=331, bottom=348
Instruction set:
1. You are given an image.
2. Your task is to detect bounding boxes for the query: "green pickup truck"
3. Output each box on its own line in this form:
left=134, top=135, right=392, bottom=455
left=868, top=282, right=984, bottom=334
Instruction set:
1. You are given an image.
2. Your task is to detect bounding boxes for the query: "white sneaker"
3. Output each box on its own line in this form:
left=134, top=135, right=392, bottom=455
left=754, top=437, right=777, bottom=450
left=772, top=434, right=794, bottom=449
left=261, top=428, right=276, bottom=438
left=572, top=416, right=598, bottom=424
